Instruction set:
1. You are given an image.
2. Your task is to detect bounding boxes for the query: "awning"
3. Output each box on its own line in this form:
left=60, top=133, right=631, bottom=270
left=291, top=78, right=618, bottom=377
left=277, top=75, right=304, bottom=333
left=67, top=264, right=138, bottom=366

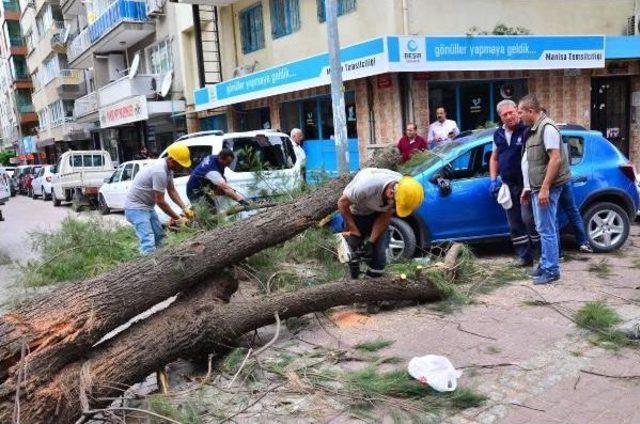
left=194, top=34, right=623, bottom=112
left=36, top=138, right=55, bottom=149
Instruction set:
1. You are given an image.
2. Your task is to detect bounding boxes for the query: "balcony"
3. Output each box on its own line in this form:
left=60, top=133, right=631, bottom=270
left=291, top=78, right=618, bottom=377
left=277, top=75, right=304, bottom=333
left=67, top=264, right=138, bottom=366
left=68, top=0, right=154, bottom=68
left=98, top=74, right=158, bottom=107
left=38, top=118, right=94, bottom=142
left=2, top=0, right=20, bottom=20
left=73, top=91, right=98, bottom=120
left=32, top=70, right=85, bottom=111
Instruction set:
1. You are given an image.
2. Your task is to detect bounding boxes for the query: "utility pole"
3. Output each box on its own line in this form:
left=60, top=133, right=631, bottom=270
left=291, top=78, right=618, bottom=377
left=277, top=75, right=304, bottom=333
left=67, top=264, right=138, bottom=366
left=325, top=0, right=348, bottom=175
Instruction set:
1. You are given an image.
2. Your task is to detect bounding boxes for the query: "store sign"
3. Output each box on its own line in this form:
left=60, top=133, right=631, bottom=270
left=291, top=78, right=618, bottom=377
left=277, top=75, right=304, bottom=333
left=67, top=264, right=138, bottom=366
left=99, top=95, right=149, bottom=128
left=195, top=34, right=609, bottom=111
left=195, top=38, right=388, bottom=111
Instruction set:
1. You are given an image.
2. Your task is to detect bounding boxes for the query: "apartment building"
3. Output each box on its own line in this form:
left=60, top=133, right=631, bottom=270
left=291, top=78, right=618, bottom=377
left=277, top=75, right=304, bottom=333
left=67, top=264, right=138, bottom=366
left=0, top=0, right=37, bottom=158
left=192, top=0, right=640, bottom=171
left=59, top=0, right=201, bottom=164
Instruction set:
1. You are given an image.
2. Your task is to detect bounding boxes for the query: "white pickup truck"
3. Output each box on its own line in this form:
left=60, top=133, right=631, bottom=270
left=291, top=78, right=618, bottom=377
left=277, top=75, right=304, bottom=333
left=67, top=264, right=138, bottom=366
left=52, top=150, right=115, bottom=210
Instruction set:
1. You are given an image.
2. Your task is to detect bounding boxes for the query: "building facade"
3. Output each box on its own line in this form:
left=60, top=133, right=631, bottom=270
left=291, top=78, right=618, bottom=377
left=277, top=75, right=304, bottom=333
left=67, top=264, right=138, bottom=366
left=192, top=0, right=640, bottom=171
left=0, top=0, right=37, bottom=157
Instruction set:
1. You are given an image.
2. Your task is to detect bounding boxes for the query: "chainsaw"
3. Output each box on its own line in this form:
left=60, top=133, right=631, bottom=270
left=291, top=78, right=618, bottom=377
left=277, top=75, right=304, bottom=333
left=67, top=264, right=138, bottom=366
left=336, top=233, right=371, bottom=264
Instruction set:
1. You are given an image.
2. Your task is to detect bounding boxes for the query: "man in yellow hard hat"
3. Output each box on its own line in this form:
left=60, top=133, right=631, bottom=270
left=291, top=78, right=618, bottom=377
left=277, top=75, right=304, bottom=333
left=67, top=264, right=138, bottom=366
left=337, top=168, right=424, bottom=278
left=124, top=142, right=193, bottom=255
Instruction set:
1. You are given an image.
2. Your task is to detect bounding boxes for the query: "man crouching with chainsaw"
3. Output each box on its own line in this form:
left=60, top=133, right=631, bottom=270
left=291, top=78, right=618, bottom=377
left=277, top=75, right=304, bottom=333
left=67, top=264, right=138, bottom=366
left=337, top=168, right=424, bottom=278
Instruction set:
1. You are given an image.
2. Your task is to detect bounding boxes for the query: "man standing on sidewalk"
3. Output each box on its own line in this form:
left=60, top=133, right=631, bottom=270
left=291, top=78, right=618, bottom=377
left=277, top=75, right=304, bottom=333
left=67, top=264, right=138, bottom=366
left=397, top=123, right=428, bottom=163
left=518, top=94, right=571, bottom=285
left=489, top=99, right=539, bottom=267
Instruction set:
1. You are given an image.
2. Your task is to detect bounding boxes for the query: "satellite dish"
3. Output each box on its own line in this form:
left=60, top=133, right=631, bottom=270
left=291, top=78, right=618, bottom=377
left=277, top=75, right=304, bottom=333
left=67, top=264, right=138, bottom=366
left=62, top=26, right=71, bottom=44
left=159, top=71, right=173, bottom=97
left=128, top=53, right=140, bottom=80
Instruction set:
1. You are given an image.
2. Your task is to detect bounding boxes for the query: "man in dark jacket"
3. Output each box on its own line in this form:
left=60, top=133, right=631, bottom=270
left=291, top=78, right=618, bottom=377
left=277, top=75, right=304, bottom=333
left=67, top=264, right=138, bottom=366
left=397, top=123, right=428, bottom=163
left=489, top=99, right=539, bottom=266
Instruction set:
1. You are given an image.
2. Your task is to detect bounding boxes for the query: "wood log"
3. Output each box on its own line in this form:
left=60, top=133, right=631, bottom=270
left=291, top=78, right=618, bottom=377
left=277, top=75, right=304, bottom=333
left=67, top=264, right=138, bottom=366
left=0, top=149, right=400, bottom=408
left=3, top=266, right=451, bottom=423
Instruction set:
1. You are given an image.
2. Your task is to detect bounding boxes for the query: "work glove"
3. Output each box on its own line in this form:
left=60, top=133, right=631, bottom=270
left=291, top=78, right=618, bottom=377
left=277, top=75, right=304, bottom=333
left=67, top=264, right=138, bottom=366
left=182, top=208, right=194, bottom=219
left=170, top=217, right=189, bottom=227
left=489, top=179, right=501, bottom=197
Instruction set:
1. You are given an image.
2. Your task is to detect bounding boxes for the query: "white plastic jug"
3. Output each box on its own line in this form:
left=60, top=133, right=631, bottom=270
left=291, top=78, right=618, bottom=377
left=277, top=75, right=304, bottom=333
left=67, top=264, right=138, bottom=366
left=408, top=355, right=462, bottom=392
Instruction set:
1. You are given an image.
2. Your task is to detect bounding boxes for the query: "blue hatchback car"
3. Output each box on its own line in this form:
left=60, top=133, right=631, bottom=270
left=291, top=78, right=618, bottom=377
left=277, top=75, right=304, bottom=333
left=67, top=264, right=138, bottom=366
left=376, top=125, right=639, bottom=259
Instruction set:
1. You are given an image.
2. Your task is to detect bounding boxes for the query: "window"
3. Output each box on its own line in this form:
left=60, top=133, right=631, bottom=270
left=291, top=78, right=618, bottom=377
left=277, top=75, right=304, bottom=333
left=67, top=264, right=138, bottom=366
left=72, top=155, right=82, bottom=167
left=279, top=92, right=357, bottom=139
left=227, top=136, right=290, bottom=172
left=240, top=107, right=270, bottom=131
left=270, top=0, right=300, bottom=39
left=240, top=3, right=265, bottom=54
left=563, top=136, right=584, bottom=166
left=147, top=39, right=172, bottom=75
left=121, top=163, right=134, bottom=181
left=316, top=0, right=356, bottom=22
left=171, top=145, right=212, bottom=177
left=111, top=165, right=124, bottom=183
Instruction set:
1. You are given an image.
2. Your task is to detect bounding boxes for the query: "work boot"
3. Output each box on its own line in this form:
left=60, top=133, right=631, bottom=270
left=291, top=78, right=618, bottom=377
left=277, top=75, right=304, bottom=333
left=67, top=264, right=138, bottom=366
left=532, top=272, right=560, bottom=285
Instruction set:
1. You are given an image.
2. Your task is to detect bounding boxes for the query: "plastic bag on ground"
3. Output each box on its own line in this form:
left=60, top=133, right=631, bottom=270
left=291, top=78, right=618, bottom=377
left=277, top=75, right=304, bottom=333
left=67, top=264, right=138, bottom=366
left=407, top=354, right=462, bottom=392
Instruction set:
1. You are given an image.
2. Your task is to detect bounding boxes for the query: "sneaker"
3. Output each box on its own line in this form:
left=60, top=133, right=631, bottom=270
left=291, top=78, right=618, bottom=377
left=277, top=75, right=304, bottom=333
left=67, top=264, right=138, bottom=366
left=528, top=266, right=542, bottom=278
left=579, top=244, right=594, bottom=253
left=532, top=273, right=560, bottom=285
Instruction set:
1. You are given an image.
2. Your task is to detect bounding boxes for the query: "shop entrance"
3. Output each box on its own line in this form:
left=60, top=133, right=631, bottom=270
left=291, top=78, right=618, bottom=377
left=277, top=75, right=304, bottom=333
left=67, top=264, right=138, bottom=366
left=591, top=77, right=630, bottom=156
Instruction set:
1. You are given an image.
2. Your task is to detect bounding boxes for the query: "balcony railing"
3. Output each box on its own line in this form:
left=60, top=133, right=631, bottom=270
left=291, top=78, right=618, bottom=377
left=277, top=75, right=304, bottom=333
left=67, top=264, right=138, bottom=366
left=89, top=0, right=147, bottom=42
left=67, top=27, right=90, bottom=63
left=98, top=74, right=157, bottom=107
left=17, top=103, right=34, bottom=113
left=59, top=69, right=83, bottom=84
left=9, top=36, right=25, bottom=47
left=74, top=91, right=98, bottom=118
left=13, top=70, right=30, bottom=80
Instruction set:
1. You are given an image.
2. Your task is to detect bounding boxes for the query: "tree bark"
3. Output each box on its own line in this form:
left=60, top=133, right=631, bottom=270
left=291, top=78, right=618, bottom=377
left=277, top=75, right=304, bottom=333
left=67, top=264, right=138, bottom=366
left=0, top=149, right=400, bottom=408
left=3, top=268, right=450, bottom=423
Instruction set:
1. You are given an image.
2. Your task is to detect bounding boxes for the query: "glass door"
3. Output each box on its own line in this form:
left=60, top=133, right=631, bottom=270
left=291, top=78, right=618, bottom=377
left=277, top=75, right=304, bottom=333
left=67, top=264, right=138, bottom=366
left=591, top=77, right=630, bottom=156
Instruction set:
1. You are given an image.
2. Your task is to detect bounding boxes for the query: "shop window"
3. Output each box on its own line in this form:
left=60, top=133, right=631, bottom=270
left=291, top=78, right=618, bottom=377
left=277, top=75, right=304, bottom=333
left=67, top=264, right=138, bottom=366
left=279, top=101, right=300, bottom=135
left=240, top=107, right=270, bottom=131
left=317, top=0, right=356, bottom=22
left=302, top=99, right=319, bottom=139
left=270, top=0, right=300, bottom=39
left=319, top=97, right=334, bottom=140
left=240, top=3, right=265, bottom=54
left=280, top=92, right=357, bottom=140
left=200, top=114, right=228, bottom=133
left=147, top=39, right=173, bottom=75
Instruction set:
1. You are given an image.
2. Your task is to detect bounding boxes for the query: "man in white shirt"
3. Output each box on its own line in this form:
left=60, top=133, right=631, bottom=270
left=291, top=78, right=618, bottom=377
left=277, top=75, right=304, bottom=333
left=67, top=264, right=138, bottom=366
left=428, top=107, right=460, bottom=149
left=290, top=128, right=306, bottom=167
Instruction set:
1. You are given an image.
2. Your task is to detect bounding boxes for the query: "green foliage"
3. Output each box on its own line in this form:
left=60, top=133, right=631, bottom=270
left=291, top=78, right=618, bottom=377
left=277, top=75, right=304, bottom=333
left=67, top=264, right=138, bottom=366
left=467, top=23, right=531, bottom=36
left=575, top=301, right=621, bottom=331
left=587, top=259, right=613, bottom=279
left=354, top=339, right=395, bottom=352
left=0, top=150, right=15, bottom=166
left=148, top=395, right=202, bottom=424
left=22, top=217, right=138, bottom=286
left=246, top=226, right=344, bottom=291
left=223, top=348, right=249, bottom=373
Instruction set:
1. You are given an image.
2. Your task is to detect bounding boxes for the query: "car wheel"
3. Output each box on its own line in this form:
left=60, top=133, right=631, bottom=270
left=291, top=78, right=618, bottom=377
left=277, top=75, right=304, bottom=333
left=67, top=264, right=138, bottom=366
left=98, top=194, right=110, bottom=215
left=53, top=191, right=61, bottom=207
left=387, top=217, right=417, bottom=261
left=584, top=202, right=630, bottom=253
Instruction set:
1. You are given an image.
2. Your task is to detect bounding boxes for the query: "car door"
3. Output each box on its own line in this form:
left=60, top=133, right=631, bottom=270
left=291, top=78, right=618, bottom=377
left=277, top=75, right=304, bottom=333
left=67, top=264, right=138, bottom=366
left=426, top=142, right=508, bottom=241
left=102, top=165, right=124, bottom=208
left=563, top=134, right=592, bottom=207
left=114, top=163, right=135, bottom=209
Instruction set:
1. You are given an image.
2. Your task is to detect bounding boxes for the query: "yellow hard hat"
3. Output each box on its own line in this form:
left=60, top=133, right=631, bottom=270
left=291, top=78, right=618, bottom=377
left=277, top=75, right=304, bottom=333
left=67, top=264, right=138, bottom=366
left=167, top=142, right=191, bottom=168
left=395, top=176, right=424, bottom=218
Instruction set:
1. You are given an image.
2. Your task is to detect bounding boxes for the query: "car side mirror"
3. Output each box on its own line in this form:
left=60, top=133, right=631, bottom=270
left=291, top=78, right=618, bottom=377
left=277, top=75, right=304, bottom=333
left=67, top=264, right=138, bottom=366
left=104, top=177, right=112, bottom=183
left=437, top=177, right=452, bottom=196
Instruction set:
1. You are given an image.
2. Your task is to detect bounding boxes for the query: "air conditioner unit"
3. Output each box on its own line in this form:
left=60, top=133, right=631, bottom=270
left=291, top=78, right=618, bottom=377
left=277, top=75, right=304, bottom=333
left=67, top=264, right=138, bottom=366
left=146, top=0, right=166, bottom=16
left=627, top=15, right=640, bottom=35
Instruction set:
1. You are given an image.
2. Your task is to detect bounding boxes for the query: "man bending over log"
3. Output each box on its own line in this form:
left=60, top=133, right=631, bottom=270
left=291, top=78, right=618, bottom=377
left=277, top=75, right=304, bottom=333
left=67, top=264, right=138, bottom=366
left=337, top=168, right=424, bottom=278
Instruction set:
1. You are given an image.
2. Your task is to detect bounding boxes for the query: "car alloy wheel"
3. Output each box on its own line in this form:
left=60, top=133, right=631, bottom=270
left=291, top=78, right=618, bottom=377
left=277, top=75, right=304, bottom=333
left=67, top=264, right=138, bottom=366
left=387, top=227, right=406, bottom=261
left=588, top=208, right=625, bottom=251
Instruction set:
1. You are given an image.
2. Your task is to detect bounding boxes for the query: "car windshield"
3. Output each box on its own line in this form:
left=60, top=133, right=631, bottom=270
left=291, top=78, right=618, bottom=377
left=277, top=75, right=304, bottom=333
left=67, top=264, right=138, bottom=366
left=398, top=142, right=463, bottom=176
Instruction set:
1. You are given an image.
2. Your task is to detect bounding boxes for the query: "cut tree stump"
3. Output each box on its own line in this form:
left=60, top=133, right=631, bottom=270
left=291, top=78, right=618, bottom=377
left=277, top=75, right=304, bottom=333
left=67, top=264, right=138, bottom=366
left=1, top=250, right=460, bottom=423
left=0, top=149, right=400, bottom=413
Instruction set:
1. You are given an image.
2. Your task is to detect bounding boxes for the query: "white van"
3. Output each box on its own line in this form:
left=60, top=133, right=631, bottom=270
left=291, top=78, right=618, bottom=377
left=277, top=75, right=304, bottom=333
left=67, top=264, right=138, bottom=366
left=52, top=150, right=114, bottom=208
left=98, top=159, right=154, bottom=214
left=157, top=130, right=303, bottom=222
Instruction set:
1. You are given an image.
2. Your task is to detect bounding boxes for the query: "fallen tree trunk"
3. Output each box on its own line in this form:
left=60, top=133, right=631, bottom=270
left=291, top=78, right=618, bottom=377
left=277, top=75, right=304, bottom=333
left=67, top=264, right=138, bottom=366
left=3, top=263, right=457, bottom=423
left=0, top=149, right=400, bottom=405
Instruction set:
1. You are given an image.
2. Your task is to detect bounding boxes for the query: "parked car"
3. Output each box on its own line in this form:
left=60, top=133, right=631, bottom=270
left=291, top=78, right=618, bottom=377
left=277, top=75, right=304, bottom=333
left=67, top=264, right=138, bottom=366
left=0, top=166, right=10, bottom=205
left=335, top=126, right=639, bottom=259
left=98, top=159, right=154, bottom=214
left=52, top=150, right=114, bottom=209
left=31, top=165, right=55, bottom=200
left=13, top=165, right=37, bottom=195
left=156, top=130, right=303, bottom=222
left=21, top=165, right=41, bottom=197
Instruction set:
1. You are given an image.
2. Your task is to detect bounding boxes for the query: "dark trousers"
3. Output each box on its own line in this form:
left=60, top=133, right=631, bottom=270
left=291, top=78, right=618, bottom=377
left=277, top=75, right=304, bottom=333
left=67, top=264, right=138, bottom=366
left=557, top=182, right=589, bottom=255
left=505, top=183, right=540, bottom=263
left=347, top=213, right=391, bottom=277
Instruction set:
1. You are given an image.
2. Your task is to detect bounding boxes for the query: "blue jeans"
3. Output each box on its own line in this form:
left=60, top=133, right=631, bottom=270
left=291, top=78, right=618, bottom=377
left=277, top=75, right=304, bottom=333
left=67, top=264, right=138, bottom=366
left=532, top=186, right=563, bottom=277
left=125, top=208, right=165, bottom=255
left=557, top=182, right=589, bottom=250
